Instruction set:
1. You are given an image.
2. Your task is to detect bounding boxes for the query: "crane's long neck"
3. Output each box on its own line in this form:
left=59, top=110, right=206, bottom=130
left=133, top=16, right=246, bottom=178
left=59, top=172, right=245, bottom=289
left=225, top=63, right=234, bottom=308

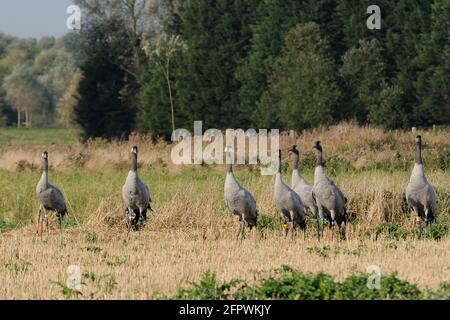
left=40, top=158, right=48, bottom=186
left=131, top=153, right=138, bottom=172
left=226, top=151, right=233, bottom=173
left=415, top=142, right=422, bottom=165
left=292, top=152, right=299, bottom=170
left=277, top=153, right=282, bottom=174
left=315, top=149, right=323, bottom=167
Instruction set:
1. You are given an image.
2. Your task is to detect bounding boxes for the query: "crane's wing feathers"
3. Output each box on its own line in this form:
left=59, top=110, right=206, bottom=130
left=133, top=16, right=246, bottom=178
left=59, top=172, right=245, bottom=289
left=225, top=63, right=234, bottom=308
left=39, top=184, right=67, bottom=213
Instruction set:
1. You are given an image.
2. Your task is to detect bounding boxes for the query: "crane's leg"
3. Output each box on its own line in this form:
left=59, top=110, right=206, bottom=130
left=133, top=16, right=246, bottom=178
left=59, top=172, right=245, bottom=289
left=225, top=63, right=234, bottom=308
left=137, top=208, right=145, bottom=231
left=316, top=218, right=321, bottom=241
left=302, top=222, right=307, bottom=241
left=290, top=221, right=295, bottom=240
left=36, top=207, right=42, bottom=239
left=241, top=220, right=246, bottom=240
left=141, top=209, right=148, bottom=228
left=126, top=207, right=134, bottom=236
left=280, top=215, right=289, bottom=237
left=44, top=210, right=49, bottom=237
left=289, top=211, right=295, bottom=240
left=312, top=209, right=320, bottom=242
left=424, top=208, right=432, bottom=235
left=58, top=212, right=63, bottom=230
left=236, top=218, right=245, bottom=240
left=318, top=208, right=325, bottom=240
left=412, top=207, right=421, bottom=239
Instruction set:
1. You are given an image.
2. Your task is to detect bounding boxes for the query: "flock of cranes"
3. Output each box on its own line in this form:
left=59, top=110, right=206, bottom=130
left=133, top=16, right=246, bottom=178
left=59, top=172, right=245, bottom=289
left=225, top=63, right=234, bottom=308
left=35, top=136, right=437, bottom=240
left=35, top=146, right=152, bottom=237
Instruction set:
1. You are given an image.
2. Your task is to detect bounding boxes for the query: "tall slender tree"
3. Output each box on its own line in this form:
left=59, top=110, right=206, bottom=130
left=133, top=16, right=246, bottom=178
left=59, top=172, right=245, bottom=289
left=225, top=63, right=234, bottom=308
left=75, top=17, right=137, bottom=139
left=257, top=23, right=341, bottom=131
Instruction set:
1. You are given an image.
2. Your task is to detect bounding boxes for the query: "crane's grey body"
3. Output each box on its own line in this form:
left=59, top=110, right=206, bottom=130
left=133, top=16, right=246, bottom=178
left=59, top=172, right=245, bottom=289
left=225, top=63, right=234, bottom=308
left=289, top=146, right=318, bottom=216
left=36, top=151, right=67, bottom=236
left=292, top=171, right=317, bottom=214
left=224, top=146, right=258, bottom=239
left=312, top=141, right=347, bottom=232
left=36, top=178, right=67, bottom=213
left=289, top=145, right=319, bottom=239
left=274, top=150, right=306, bottom=238
left=406, top=136, right=436, bottom=226
left=122, top=146, right=152, bottom=230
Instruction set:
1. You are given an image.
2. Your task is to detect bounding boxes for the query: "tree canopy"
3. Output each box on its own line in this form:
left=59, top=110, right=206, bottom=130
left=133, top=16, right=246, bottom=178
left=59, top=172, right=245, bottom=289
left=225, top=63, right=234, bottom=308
left=1, top=0, right=449, bottom=139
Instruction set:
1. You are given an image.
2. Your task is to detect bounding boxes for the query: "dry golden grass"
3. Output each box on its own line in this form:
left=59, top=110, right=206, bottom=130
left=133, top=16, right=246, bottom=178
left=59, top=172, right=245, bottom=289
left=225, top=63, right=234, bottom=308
left=1, top=122, right=449, bottom=173
left=1, top=229, right=449, bottom=299
left=0, top=123, right=449, bottom=299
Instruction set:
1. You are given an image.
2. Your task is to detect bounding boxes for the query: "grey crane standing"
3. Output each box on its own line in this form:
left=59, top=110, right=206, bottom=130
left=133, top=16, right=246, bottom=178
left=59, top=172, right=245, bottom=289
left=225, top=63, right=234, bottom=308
left=224, top=146, right=258, bottom=239
left=289, top=145, right=320, bottom=240
left=35, top=151, right=67, bottom=237
left=122, top=146, right=152, bottom=231
left=406, top=135, right=437, bottom=237
left=274, top=149, right=306, bottom=239
left=312, top=141, right=347, bottom=239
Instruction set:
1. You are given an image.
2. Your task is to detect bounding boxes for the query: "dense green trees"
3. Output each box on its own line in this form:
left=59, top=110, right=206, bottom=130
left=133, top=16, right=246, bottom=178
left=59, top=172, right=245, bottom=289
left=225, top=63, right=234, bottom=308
left=135, top=0, right=449, bottom=139
left=75, top=16, right=138, bottom=140
left=174, top=0, right=260, bottom=130
left=340, top=39, right=406, bottom=128
left=414, top=0, right=450, bottom=126
left=258, top=23, right=340, bottom=130
left=1, top=0, right=449, bottom=139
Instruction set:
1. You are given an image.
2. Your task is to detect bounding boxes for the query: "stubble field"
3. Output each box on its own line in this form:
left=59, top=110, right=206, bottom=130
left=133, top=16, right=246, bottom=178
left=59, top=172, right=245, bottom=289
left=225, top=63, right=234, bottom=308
left=0, top=123, right=449, bottom=299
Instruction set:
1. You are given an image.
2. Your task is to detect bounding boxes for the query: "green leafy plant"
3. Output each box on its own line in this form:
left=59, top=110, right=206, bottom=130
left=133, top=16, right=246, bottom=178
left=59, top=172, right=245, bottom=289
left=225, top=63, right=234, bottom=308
left=375, top=222, right=409, bottom=241
left=53, top=281, right=83, bottom=299
left=170, top=267, right=439, bottom=300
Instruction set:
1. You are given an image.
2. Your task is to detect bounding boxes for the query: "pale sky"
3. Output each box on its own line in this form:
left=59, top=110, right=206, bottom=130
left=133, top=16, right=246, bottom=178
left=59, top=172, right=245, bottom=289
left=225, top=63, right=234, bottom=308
left=0, top=0, right=75, bottom=38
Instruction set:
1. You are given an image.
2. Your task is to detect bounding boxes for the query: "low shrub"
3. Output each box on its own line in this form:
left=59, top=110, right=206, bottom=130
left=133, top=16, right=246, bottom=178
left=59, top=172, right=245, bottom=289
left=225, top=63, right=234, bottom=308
left=169, top=266, right=447, bottom=300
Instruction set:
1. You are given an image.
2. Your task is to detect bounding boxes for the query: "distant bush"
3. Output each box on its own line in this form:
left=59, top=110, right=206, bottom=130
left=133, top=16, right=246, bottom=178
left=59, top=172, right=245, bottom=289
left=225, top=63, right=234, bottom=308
left=168, top=266, right=448, bottom=300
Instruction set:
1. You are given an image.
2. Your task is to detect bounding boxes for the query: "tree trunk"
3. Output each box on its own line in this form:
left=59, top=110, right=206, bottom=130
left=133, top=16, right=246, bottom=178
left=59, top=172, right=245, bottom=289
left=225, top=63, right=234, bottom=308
left=25, top=111, right=29, bottom=129
left=17, top=110, right=21, bottom=128
left=166, top=60, right=175, bottom=133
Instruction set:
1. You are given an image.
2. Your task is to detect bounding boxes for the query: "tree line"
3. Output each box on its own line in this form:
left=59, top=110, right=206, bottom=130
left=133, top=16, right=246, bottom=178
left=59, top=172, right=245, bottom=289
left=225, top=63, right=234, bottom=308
left=0, top=33, right=81, bottom=128
left=1, top=0, right=449, bottom=140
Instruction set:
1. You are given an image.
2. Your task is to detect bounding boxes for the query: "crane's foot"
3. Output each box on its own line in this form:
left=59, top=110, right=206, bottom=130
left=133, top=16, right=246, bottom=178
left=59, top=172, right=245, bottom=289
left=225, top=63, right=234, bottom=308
left=283, top=223, right=289, bottom=237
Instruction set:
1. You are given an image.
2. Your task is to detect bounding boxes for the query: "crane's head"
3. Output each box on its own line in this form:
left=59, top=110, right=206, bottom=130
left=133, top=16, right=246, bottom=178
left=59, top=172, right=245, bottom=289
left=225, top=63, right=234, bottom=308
left=131, top=146, right=138, bottom=154
left=415, top=135, right=422, bottom=145
left=288, top=145, right=299, bottom=155
left=42, top=151, right=48, bottom=159
left=313, top=140, right=322, bottom=152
